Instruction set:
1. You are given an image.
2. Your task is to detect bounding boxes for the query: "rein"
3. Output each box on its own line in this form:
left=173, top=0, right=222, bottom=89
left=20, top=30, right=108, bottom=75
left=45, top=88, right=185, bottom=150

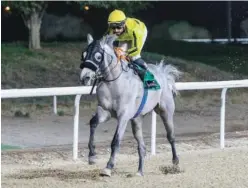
left=114, top=47, right=130, bottom=63
left=96, top=47, right=130, bottom=82
left=89, top=47, right=130, bottom=95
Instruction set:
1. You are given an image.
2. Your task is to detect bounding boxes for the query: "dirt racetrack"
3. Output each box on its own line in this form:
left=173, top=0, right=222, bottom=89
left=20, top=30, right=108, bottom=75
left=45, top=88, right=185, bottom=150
left=2, top=131, right=248, bottom=188
left=2, top=90, right=248, bottom=188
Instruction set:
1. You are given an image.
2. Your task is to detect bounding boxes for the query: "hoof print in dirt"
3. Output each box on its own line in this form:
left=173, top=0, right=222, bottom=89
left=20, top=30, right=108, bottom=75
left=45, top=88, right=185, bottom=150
left=126, top=173, right=133, bottom=178
left=159, top=165, right=183, bottom=175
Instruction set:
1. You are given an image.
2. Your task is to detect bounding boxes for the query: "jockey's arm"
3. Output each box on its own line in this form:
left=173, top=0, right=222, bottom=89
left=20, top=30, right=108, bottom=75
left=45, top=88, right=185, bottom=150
left=127, top=30, right=143, bottom=58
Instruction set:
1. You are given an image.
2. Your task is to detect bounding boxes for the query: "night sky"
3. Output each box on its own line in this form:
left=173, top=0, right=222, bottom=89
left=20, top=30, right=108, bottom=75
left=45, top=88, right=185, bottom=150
left=2, top=1, right=248, bottom=42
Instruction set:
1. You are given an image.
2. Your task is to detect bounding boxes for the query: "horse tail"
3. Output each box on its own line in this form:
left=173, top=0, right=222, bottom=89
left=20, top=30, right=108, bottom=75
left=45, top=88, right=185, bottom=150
left=159, top=61, right=183, bottom=96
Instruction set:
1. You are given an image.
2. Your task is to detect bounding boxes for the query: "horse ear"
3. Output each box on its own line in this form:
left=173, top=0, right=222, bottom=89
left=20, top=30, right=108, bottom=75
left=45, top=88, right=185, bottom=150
left=87, top=33, right=94, bottom=45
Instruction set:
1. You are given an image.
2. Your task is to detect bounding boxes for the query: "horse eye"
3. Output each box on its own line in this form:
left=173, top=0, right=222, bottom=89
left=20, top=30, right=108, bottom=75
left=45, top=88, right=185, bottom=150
left=94, top=52, right=102, bottom=62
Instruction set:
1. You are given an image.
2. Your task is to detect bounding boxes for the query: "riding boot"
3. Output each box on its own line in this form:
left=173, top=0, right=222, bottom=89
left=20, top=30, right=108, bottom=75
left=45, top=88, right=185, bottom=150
left=132, top=58, right=148, bottom=81
left=133, top=58, right=148, bottom=70
left=132, top=58, right=157, bottom=88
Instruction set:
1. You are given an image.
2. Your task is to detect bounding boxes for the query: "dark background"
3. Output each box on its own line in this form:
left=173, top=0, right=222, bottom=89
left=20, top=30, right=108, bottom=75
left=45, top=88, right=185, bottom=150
left=2, top=1, right=248, bottom=42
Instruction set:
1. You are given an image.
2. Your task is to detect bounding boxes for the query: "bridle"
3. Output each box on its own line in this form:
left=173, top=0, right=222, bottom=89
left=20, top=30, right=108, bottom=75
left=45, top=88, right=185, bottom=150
left=81, top=42, right=130, bottom=83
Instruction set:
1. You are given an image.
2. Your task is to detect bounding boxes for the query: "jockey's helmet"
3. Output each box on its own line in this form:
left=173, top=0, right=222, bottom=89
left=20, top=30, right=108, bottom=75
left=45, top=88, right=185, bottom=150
left=108, top=9, right=126, bottom=26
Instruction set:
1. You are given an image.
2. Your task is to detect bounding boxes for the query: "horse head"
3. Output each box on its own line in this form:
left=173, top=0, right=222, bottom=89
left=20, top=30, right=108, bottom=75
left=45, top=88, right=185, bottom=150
left=80, top=33, right=125, bottom=82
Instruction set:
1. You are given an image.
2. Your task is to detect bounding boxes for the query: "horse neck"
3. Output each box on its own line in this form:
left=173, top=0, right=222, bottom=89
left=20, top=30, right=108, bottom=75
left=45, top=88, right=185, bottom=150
left=100, top=54, right=123, bottom=81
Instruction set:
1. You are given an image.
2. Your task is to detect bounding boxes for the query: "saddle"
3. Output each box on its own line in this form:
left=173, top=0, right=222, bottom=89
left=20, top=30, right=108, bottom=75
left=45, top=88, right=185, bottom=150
left=114, top=47, right=160, bottom=90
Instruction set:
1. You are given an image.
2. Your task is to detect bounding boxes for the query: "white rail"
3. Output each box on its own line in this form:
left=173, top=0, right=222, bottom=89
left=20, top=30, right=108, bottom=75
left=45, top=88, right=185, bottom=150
left=181, top=38, right=248, bottom=44
left=1, top=79, right=248, bottom=160
left=1, top=86, right=96, bottom=98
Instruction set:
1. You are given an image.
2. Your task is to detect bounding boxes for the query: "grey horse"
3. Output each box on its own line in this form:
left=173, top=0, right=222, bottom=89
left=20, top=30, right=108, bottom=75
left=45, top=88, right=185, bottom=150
left=80, top=67, right=95, bottom=86
left=80, top=34, right=182, bottom=177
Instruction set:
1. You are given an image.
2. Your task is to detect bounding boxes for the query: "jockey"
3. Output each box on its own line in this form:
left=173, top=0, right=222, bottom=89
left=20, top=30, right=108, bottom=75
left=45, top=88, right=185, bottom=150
left=105, top=9, right=148, bottom=76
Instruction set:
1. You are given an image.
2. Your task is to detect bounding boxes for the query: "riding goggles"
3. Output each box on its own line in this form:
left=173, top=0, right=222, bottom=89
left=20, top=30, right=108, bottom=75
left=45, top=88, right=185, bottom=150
left=109, top=21, right=125, bottom=29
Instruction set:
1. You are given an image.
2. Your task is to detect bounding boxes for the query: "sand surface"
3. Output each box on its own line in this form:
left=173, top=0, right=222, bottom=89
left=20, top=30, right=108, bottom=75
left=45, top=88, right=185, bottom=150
left=2, top=131, right=248, bottom=188
left=2, top=98, right=248, bottom=188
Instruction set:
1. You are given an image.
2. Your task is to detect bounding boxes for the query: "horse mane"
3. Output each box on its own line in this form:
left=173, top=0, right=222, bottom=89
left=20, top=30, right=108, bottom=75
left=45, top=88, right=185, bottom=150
left=100, top=34, right=130, bottom=65
left=100, top=34, right=118, bottom=48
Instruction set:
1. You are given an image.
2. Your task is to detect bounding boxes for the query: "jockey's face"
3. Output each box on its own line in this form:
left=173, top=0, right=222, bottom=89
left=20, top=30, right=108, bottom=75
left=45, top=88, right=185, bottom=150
left=110, top=23, right=125, bottom=36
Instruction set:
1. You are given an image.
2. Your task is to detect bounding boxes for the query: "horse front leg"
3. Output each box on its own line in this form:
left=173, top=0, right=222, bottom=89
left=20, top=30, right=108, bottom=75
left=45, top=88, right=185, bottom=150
left=88, top=106, right=111, bottom=165
left=100, top=116, right=129, bottom=177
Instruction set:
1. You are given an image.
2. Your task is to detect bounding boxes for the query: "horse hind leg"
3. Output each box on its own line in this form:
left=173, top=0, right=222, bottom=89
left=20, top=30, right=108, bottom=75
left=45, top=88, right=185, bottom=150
left=157, top=99, right=179, bottom=165
left=88, top=106, right=111, bottom=164
left=131, top=117, right=146, bottom=176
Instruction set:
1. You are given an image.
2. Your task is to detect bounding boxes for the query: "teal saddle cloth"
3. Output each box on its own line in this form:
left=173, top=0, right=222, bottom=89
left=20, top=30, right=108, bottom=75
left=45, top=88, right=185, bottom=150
left=132, top=64, right=160, bottom=90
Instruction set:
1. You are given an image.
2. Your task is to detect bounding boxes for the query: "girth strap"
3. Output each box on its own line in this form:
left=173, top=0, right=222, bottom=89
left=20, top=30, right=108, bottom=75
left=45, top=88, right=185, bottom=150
left=132, top=88, right=148, bottom=119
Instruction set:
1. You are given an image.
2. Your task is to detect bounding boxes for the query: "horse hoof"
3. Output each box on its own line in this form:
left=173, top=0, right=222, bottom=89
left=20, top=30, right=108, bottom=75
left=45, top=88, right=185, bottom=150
left=136, top=171, right=144, bottom=177
left=100, top=168, right=112, bottom=177
left=88, top=156, right=96, bottom=165
left=173, top=158, right=179, bottom=165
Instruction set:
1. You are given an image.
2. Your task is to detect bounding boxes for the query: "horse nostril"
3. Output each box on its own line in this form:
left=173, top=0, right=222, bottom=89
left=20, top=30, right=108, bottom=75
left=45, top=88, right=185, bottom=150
left=80, top=76, right=90, bottom=85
